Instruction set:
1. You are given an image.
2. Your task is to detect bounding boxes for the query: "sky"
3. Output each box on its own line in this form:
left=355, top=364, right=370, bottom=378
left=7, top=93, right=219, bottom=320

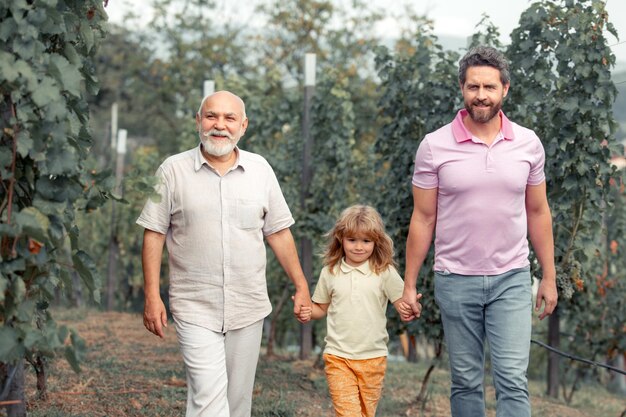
left=105, top=0, right=626, bottom=68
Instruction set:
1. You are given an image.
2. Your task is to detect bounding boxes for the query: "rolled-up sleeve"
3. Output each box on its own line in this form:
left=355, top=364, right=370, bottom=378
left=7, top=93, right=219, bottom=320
left=262, top=166, right=295, bottom=236
left=136, top=167, right=171, bottom=234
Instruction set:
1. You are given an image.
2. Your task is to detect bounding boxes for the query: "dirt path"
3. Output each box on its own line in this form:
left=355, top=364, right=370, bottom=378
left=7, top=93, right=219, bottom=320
left=22, top=310, right=625, bottom=417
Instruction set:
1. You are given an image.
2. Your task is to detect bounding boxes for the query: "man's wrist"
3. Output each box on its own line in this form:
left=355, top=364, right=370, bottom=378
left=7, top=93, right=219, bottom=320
left=144, top=289, right=162, bottom=301
left=294, top=284, right=310, bottom=295
left=540, top=266, right=556, bottom=282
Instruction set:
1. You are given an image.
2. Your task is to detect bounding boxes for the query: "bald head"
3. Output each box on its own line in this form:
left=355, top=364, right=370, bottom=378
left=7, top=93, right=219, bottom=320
left=197, top=90, right=247, bottom=119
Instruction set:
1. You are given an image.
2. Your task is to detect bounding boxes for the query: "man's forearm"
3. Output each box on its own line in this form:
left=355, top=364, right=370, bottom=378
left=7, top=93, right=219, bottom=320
left=405, top=186, right=438, bottom=289
left=405, top=223, right=434, bottom=289
left=142, top=229, right=166, bottom=299
left=528, top=211, right=556, bottom=280
left=266, top=228, right=309, bottom=291
left=526, top=182, right=556, bottom=280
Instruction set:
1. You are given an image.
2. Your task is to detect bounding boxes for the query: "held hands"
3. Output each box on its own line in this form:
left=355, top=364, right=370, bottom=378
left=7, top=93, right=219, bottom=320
left=291, top=289, right=312, bottom=323
left=397, top=289, right=423, bottom=322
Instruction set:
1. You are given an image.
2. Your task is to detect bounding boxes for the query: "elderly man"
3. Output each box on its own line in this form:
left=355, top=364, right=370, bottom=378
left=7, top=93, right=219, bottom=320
left=137, top=91, right=311, bottom=417
left=400, top=46, right=558, bottom=417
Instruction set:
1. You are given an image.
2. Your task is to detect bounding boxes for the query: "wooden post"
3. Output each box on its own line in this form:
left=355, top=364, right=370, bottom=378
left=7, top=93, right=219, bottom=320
left=110, top=102, right=118, bottom=151
left=299, top=53, right=316, bottom=359
left=106, top=129, right=127, bottom=311
left=203, top=80, right=215, bottom=98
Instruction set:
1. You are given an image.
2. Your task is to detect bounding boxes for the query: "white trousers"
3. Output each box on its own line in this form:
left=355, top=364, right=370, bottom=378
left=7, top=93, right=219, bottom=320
left=173, top=317, right=264, bottom=417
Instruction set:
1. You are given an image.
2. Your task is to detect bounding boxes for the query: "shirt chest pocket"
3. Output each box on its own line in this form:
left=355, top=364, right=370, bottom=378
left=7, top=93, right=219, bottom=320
left=234, top=199, right=265, bottom=230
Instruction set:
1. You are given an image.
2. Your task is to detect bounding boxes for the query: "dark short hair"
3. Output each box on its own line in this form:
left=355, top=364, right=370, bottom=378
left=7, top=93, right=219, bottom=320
left=459, top=46, right=510, bottom=86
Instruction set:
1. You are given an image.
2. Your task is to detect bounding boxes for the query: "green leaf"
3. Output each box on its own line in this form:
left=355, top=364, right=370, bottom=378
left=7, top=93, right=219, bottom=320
left=14, top=59, right=37, bottom=89
left=68, top=225, right=79, bottom=251
left=16, top=130, right=34, bottom=158
left=44, top=142, right=79, bottom=175
left=36, top=176, right=82, bottom=203
left=63, top=43, right=80, bottom=65
left=15, top=299, right=35, bottom=322
left=0, top=50, right=18, bottom=82
left=64, top=345, right=81, bottom=373
left=49, top=53, right=82, bottom=97
left=57, top=325, right=69, bottom=344
left=47, top=215, right=66, bottom=243
left=0, top=326, right=24, bottom=362
left=13, top=206, right=50, bottom=242
left=72, top=250, right=101, bottom=303
left=32, top=77, right=62, bottom=108
left=0, top=17, right=17, bottom=42
left=65, top=329, right=86, bottom=373
left=32, top=197, right=67, bottom=216
left=23, top=328, right=44, bottom=350
left=11, top=276, right=27, bottom=305
left=79, top=21, right=95, bottom=53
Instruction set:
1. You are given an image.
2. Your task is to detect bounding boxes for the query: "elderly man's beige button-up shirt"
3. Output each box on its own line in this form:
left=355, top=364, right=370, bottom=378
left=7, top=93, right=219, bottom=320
left=137, top=145, right=294, bottom=332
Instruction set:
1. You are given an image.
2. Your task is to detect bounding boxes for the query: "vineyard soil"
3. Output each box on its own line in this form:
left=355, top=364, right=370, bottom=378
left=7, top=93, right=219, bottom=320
left=15, top=310, right=624, bottom=417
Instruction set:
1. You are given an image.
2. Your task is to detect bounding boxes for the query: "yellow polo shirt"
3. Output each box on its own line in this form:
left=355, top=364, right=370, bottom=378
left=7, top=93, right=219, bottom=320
left=312, top=259, right=404, bottom=359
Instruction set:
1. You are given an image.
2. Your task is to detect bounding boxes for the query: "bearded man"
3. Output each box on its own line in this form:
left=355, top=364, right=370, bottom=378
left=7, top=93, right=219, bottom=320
left=399, top=46, right=558, bottom=417
left=137, top=91, right=312, bottom=417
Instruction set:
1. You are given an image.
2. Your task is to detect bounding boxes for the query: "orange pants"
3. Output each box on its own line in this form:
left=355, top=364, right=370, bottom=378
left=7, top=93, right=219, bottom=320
left=323, top=353, right=387, bottom=417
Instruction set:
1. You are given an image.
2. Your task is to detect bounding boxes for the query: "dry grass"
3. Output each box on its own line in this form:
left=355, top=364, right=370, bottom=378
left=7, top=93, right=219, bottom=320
left=13, top=309, right=625, bottom=417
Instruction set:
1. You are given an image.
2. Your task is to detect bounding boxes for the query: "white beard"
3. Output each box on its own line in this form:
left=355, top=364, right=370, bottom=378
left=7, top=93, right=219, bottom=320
left=199, top=129, right=238, bottom=157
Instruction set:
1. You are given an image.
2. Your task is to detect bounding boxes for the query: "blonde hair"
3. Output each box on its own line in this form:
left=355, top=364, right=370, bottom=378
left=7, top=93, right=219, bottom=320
left=323, top=205, right=396, bottom=275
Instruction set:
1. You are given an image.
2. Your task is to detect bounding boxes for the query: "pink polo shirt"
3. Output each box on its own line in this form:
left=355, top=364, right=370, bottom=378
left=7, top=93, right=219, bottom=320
left=412, top=109, right=545, bottom=275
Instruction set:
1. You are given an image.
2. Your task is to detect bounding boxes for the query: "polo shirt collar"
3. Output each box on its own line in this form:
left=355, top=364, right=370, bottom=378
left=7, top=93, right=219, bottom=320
left=451, top=109, right=515, bottom=143
left=339, top=258, right=371, bottom=275
left=193, top=144, right=247, bottom=172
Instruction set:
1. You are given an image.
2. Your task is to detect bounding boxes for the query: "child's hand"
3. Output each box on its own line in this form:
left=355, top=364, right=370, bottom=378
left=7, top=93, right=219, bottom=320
left=394, top=293, right=422, bottom=322
left=298, top=306, right=312, bottom=322
left=396, top=301, right=413, bottom=321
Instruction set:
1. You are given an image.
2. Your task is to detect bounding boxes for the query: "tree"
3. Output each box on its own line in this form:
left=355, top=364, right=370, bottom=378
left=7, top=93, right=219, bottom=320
left=507, top=0, right=619, bottom=398
left=0, top=1, right=110, bottom=414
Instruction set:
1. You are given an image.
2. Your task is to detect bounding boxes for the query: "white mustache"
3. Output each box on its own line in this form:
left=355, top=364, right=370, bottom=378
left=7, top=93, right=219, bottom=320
left=202, top=129, right=233, bottom=140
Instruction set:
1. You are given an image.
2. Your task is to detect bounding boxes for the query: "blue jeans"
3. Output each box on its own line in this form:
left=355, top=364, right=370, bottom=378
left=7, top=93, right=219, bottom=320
left=434, top=267, right=532, bottom=417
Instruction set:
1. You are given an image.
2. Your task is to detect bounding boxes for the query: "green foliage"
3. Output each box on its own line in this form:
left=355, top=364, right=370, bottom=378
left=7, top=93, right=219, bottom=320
left=306, top=69, right=358, bottom=246
left=256, top=0, right=383, bottom=84
left=468, top=14, right=503, bottom=49
left=558, top=169, right=626, bottom=394
left=75, top=146, right=162, bottom=311
left=0, top=0, right=110, bottom=380
left=506, top=0, right=622, bottom=395
left=507, top=0, right=618, bottom=300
